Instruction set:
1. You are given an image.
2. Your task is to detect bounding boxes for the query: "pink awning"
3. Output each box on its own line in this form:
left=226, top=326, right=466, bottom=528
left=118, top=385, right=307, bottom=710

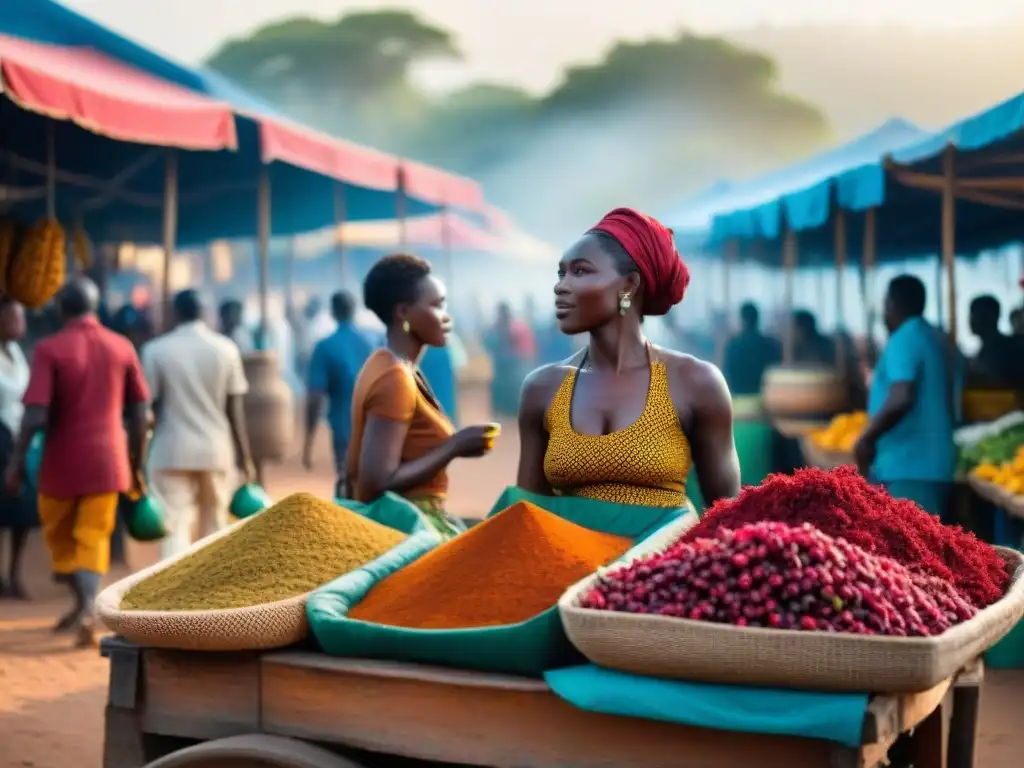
left=401, top=159, right=486, bottom=212
left=0, top=35, right=236, bottom=151
left=258, top=120, right=486, bottom=211
left=259, top=117, right=399, bottom=192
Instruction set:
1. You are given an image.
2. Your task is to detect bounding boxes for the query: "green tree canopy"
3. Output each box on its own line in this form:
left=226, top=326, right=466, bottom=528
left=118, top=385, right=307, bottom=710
left=206, top=10, right=459, bottom=145
left=206, top=15, right=830, bottom=241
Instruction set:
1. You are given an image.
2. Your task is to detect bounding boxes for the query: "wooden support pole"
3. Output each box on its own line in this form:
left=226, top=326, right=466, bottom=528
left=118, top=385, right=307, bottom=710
left=396, top=167, right=407, bottom=247
left=161, top=150, right=178, bottom=332
left=941, top=146, right=958, bottom=351
left=860, top=208, right=877, bottom=362
left=782, top=229, right=798, bottom=364
left=834, top=209, right=847, bottom=377
left=256, top=165, right=271, bottom=351
left=941, top=146, right=960, bottom=419
left=716, top=239, right=737, bottom=367
left=284, top=237, right=296, bottom=318
left=333, top=183, right=349, bottom=289
left=45, top=121, right=56, bottom=219
left=440, top=204, right=454, bottom=291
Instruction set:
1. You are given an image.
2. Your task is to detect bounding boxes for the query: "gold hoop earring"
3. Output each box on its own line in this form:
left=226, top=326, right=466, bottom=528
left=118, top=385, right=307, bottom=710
left=618, top=293, right=632, bottom=316
left=402, top=320, right=411, bottom=333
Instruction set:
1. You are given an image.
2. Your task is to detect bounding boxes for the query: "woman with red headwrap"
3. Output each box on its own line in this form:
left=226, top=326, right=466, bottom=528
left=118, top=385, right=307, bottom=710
left=517, top=208, right=740, bottom=508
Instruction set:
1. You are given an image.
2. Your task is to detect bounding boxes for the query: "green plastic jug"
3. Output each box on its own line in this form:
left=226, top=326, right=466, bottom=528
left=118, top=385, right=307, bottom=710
left=25, top=432, right=43, bottom=488
left=124, top=494, right=168, bottom=542
left=230, top=483, right=273, bottom=519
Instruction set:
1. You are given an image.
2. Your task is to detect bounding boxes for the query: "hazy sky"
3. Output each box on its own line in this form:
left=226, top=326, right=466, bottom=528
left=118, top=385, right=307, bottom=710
left=64, top=0, right=1024, bottom=92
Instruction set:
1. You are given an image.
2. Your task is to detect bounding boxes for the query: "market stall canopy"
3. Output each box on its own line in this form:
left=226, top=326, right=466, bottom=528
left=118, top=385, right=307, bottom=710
left=291, top=212, right=558, bottom=263
left=704, top=118, right=930, bottom=243
left=827, top=89, right=1024, bottom=257
left=0, top=0, right=485, bottom=244
left=709, top=90, right=1024, bottom=265
left=0, top=34, right=236, bottom=151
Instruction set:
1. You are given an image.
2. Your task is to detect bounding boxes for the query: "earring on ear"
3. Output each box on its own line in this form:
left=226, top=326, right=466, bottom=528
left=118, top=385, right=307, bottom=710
left=618, top=292, right=632, bottom=316
left=402, top=320, right=411, bottom=333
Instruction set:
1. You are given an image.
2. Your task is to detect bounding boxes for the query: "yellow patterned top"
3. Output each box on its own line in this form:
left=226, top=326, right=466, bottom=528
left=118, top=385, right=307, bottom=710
left=543, top=360, right=691, bottom=508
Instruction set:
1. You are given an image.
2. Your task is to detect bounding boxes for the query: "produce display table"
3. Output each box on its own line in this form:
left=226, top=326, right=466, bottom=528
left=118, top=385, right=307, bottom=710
left=968, top=476, right=1024, bottom=521
left=100, top=637, right=981, bottom=768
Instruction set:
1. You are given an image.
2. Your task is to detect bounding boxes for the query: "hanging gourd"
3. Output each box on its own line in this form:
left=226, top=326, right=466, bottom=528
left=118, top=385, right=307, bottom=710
left=7, top=218, right=66, bottom=308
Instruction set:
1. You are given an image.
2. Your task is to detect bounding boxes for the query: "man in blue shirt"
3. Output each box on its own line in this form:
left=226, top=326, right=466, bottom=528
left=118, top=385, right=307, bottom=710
left=723, top=303, right=781, bottom=396
left=303, top=292, right=376, bottom=494
left=854, top=275, right=961, bottom=518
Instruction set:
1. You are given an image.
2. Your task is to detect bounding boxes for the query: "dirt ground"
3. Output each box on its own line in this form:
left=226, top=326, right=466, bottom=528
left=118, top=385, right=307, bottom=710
left=1, top=384, right=1022, bottom=767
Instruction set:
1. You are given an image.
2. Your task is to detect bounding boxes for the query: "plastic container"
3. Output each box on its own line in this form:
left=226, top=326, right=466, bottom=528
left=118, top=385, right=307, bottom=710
left=124, top=493, right=168, bottom=542
left=230, top=483, right=273, bottom=519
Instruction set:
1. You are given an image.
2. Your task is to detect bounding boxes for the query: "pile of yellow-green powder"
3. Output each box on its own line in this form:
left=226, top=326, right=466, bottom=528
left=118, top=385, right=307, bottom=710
left=121, top=493, right=406, bottom=611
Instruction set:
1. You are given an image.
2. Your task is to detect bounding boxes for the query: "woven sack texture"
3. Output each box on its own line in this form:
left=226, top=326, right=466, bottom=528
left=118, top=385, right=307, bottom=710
left=559, top=547, right=1024, bottom=693
left=96, top=494, right=441, bottom=651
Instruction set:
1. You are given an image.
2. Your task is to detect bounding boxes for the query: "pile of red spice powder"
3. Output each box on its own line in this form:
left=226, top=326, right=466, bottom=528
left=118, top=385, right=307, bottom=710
left=681, top=466, right=1010, bottom=608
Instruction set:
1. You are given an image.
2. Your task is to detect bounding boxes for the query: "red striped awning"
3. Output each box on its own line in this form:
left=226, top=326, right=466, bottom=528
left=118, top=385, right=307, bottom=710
left=0, top=34, right=486, bottom=211
left=0, top=34, right=236, bottom=151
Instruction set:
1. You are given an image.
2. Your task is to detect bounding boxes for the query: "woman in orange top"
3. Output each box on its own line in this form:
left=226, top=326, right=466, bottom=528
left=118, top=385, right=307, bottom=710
left=347, top=253, right=495, bottom=538
left=517, top=208, right=741, bottom=509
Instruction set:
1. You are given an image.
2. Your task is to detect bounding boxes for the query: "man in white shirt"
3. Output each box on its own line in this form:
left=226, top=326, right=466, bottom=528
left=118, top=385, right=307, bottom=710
left=143, top=290, right=255, bottom=560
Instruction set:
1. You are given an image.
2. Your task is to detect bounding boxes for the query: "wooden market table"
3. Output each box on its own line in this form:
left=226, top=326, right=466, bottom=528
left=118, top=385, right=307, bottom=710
left=100, top=637, right=982, bottom=768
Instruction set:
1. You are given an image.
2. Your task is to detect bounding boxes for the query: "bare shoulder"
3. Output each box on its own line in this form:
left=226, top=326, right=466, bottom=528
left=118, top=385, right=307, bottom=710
left=655, top=346, right=730, bottom=406
left=520, top=356, right=578, bottom=414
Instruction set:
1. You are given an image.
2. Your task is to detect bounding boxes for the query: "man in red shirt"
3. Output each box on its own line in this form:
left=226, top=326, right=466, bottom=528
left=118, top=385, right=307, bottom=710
left=5, top=277, right=150, bottom=646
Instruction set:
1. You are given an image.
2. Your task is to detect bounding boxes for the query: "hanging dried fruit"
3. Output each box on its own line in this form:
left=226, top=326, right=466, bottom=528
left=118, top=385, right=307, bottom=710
left=8, top=218, right=66, bottom=308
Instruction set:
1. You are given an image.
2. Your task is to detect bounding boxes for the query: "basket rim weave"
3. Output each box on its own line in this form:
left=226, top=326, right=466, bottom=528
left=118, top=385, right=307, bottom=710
left=95, top=513, right=310, bottom=622
left=559, top=546, right=1024, bottom=650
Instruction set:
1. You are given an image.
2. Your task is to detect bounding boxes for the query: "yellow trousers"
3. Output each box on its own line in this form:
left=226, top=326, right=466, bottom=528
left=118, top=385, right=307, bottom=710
left=38, top=493, right=120, bottom=576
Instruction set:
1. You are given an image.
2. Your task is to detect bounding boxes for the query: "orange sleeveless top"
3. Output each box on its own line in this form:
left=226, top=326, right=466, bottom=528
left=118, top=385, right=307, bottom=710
left=542, top=357, right=691, bottom=508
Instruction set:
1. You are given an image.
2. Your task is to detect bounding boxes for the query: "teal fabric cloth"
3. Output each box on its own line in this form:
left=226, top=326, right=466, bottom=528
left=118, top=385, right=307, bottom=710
left=307, top=488, right=687, bottom=676
left=544, top=665, right=870, bottom=748
left=685, top=418, right=774, bottom=513
left=869, top=317, right=961, bottom=482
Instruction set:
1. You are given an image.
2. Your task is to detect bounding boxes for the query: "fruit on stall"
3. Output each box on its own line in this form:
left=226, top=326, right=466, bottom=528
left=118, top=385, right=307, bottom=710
left=809, top=411, right=868, bottom=453
left=971, top=444, right=1024, bottom=495
left=679, top=466, right=1010, bottom=608
left=958, top=423, right=1024, bottom=475
left=580, top=521, right=978, bottom=636
left=7, top=218, right=67, bottom=309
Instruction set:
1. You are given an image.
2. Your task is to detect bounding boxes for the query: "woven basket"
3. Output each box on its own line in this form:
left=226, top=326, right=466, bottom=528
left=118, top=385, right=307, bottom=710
left=95, top=515, right=315, bottom=651
left=559, top=547, right=1024, bottom=693
left=799, top=436, right=854, bottom=470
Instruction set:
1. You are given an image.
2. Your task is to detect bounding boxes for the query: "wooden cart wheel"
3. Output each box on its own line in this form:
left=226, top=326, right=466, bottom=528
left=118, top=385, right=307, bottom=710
left=142, top=735, right=366, bottom=768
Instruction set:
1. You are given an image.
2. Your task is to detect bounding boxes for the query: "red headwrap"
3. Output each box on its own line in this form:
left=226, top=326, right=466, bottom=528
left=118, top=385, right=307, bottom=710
left=588, top=207, right=690, bottom=316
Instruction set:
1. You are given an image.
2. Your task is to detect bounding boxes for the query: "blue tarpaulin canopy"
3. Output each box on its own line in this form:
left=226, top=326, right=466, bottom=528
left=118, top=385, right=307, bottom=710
left=701, top=91, right=1024, bottom=266
left=662, top=119, right=928, bottom=246
left=703, top=119, right=929, bottom=244
left=0, top=0, right=483, bottom=246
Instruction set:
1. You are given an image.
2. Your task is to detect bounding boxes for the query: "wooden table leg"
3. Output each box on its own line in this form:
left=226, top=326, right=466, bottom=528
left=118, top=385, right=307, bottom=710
left=949, top=659, right=984, bottom=768
left=907, top=689, right=952, bottom=768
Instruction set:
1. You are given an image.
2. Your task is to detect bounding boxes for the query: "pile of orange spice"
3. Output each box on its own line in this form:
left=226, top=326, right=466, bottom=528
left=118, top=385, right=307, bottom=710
left=349, top=501, right=632, bottom=629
